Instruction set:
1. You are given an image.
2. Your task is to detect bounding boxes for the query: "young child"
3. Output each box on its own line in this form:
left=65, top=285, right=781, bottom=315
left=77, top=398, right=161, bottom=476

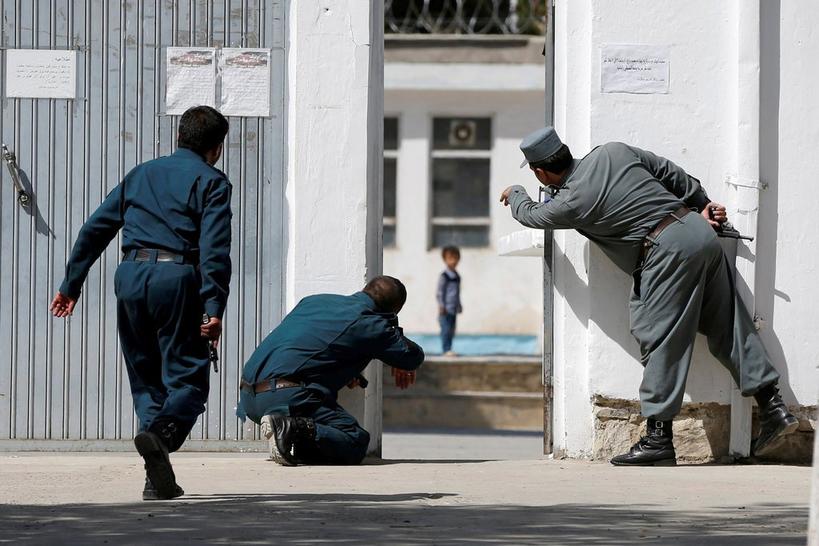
left=436, top=246, right=462, bottom=356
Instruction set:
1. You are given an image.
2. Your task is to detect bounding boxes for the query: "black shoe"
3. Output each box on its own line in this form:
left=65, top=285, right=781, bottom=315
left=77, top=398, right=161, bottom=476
left=611, top=418, right=676, bottom=466
left=753, top=387, right=799, bottom=457
left=134, top=431, right=179, bottom=499
left=143, top=477, right=184, bottom=501
left=260, top=414, right=316, bottom=466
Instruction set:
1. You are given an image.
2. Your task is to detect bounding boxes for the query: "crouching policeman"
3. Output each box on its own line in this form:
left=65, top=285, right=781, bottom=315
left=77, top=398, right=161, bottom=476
left=51, top=106, right=232, bottom=499
left=239, top=276, right=424, bottom=465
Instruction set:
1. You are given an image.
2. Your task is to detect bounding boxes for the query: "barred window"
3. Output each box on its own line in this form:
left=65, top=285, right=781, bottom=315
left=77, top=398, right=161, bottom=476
left=430, top=117, right=492, bottom=248
left=385, top=0, right=546, bottom=35
left=383, top=117, right=399, bottom=248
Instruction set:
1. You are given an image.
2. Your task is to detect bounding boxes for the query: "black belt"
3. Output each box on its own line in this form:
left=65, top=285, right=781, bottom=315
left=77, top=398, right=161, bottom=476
left=240, top=378, right=303, bottom=394
left=639, top=206, right=692, bottom=263
left=123, top=248, right=198, bottom=265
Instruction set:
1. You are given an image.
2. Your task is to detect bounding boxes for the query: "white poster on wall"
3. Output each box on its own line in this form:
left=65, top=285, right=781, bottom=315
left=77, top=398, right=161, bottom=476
left=5, top=49, right=77, bottom=99
left=166, top=47, right=217, bottom=115
left=219, top=48, right=271, bottom=117
left=601, top=44, right=670, bottom=94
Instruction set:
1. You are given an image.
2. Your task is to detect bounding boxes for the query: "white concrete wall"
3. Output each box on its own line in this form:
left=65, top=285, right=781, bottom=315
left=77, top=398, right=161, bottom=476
left=383, top=89, right=544, bottom=336
left=764, top=0, right=819, bottom=413
left=552, top=0, right=819, bottom=456
left=284, top=0, right=383, bottom=453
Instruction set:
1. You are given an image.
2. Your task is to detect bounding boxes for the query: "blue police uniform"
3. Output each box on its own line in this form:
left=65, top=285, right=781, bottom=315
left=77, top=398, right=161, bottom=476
left=59, top=147, right=232, bottom=450
left=239, top=292, right=424, bottom=464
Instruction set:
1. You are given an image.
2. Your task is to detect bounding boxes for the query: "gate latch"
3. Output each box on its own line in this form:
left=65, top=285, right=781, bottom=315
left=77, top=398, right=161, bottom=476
left=1, top=144, right=31, bottom=207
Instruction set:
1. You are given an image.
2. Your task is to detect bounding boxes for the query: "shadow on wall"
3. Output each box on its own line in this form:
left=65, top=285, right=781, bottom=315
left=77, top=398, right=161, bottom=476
left=553, top=212, right=797, bottom=409
left=755, top=0, right=796, bottom=404
left=7, top=167, right=55, bottom=239
left=0, top=496, right=809, bottom=545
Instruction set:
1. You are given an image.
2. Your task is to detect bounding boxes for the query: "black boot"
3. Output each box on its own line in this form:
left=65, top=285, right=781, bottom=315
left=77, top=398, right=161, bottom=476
left=260, top=414, right=317, bottom=466
left=134, top=421, right=181, bottom=500
left=753, top=384, right=799, bottom=457
left=143, top=477, right=184, bottom=501
left=149, top=420, right=186, bottom=453
left=610, top=418, right=676, bottom=466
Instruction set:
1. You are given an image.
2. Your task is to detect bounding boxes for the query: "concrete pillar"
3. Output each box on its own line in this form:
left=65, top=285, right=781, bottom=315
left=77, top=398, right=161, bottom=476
left=549, top=0, right=595, bottom=458
left=810, top=421, right=819, bottom=546
left=284, top=0, right=384, bottom=454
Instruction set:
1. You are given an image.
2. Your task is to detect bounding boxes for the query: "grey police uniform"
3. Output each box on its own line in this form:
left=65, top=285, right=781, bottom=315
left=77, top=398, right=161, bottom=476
left=507, top=141, right=779, bottom=420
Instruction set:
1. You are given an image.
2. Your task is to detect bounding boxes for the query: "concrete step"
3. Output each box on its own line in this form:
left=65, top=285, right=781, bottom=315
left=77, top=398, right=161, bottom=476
left=383, top=390, right=543, bottom=431
left=384, top=355, right=542, bottom=393
left=383, top=356, right=544, bottom=431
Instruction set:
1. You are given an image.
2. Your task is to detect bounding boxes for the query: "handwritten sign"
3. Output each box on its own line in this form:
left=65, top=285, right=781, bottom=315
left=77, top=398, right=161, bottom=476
left=166, top=47, right=217, bottom=115
left=5, top=49, right=77, bottom=99
left=601, top=44, right=670, bottom=94
left=220, top=48, right=271, bottom=117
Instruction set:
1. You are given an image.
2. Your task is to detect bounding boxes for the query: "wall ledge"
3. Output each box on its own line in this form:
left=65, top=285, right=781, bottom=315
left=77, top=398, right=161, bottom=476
left=498, top=229, right=545, bottom=257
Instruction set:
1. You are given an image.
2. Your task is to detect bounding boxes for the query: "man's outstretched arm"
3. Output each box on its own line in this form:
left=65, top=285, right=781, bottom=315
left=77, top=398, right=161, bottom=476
left=52, top=183, right=126, bottom=316
left=368, top=315, right=425, bottom=372
left=500, top=185, right=574, bottom=230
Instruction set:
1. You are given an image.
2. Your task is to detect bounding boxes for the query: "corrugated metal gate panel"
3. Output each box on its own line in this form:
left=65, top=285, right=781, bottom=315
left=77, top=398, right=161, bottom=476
left=0, top=0, right=284, bottom=446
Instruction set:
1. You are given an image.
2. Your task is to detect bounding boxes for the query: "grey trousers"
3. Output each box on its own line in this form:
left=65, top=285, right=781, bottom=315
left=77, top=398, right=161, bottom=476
left=629, top=212, right=780, bottom=420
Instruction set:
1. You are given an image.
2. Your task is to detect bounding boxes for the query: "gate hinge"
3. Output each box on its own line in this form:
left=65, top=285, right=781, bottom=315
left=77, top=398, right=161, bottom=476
left=725, top=174, right=768, bottom=191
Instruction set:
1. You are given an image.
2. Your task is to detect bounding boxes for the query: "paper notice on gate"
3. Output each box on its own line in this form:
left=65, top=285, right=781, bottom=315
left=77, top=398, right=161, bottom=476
left=166, top=47, right=217, bottom=115
left=601, top=44, right=670, bottom=94
left=5, top=49, right=77, bottom=99
left=219, top=48, right=271, bottom=117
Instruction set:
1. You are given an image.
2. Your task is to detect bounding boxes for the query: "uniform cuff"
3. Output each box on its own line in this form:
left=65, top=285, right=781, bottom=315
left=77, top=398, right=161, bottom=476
left=508, top=185, right=529, bottom=203
left=687, top=188, right=711, bottom=211
left=204, top=300, right=225, bottom=320
left=59, top=280, right=82, bottom=301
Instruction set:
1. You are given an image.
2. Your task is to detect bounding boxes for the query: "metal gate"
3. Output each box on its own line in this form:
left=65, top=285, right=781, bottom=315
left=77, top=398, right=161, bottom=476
left=0, top=0, right=285, bottom=448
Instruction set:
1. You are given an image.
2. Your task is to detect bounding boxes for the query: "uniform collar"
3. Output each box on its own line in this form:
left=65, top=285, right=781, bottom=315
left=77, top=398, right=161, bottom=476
left=353, top=291, right=377, bottom=310
left=173, top=147, right=208, bottom=163
left=550, top=159, right=582, bottom=197
left=563, top=158, right=581, bottom=181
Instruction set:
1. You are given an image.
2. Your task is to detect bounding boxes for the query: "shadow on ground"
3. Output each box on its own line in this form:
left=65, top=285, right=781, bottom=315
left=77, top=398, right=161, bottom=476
left=0, top=495, right=807, bottom=545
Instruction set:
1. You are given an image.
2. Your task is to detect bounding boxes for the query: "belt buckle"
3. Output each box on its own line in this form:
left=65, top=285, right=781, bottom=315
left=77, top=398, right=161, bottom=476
left=136, top=249, right=154, bottom=262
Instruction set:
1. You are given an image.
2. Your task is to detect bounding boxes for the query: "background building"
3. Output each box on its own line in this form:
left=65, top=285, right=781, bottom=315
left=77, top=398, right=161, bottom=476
left=1, top=0, right=814, bottom=463
left=378, top=2, right=548, bottom=434
left=383, top=1, right=547, bottom=354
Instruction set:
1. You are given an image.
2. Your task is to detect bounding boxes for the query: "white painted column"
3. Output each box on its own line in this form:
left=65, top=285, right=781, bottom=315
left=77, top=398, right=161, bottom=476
left=284, top=0, right=384, bottom=454
left=811, top=420, right=819, bottom=546
left=549, top=0, right=595, bottom=458
left=726, top=0, right=761, bottom=459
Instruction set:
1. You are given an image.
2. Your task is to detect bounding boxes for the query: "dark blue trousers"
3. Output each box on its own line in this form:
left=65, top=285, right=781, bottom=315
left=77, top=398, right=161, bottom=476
left=439, top=313, right=457, bottom=353
left=240, top=386, right=370, bottom=465
left=115, top=261, right=210, bottom=451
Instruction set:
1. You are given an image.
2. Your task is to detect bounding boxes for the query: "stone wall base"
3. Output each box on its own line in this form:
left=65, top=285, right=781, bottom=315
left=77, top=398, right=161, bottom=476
left=592, top=396, right=816, bottom=464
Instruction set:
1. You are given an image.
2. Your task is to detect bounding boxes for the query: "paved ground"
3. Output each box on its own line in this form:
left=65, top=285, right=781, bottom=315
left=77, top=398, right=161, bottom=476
left=0, top=431, right=812, bottom=545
